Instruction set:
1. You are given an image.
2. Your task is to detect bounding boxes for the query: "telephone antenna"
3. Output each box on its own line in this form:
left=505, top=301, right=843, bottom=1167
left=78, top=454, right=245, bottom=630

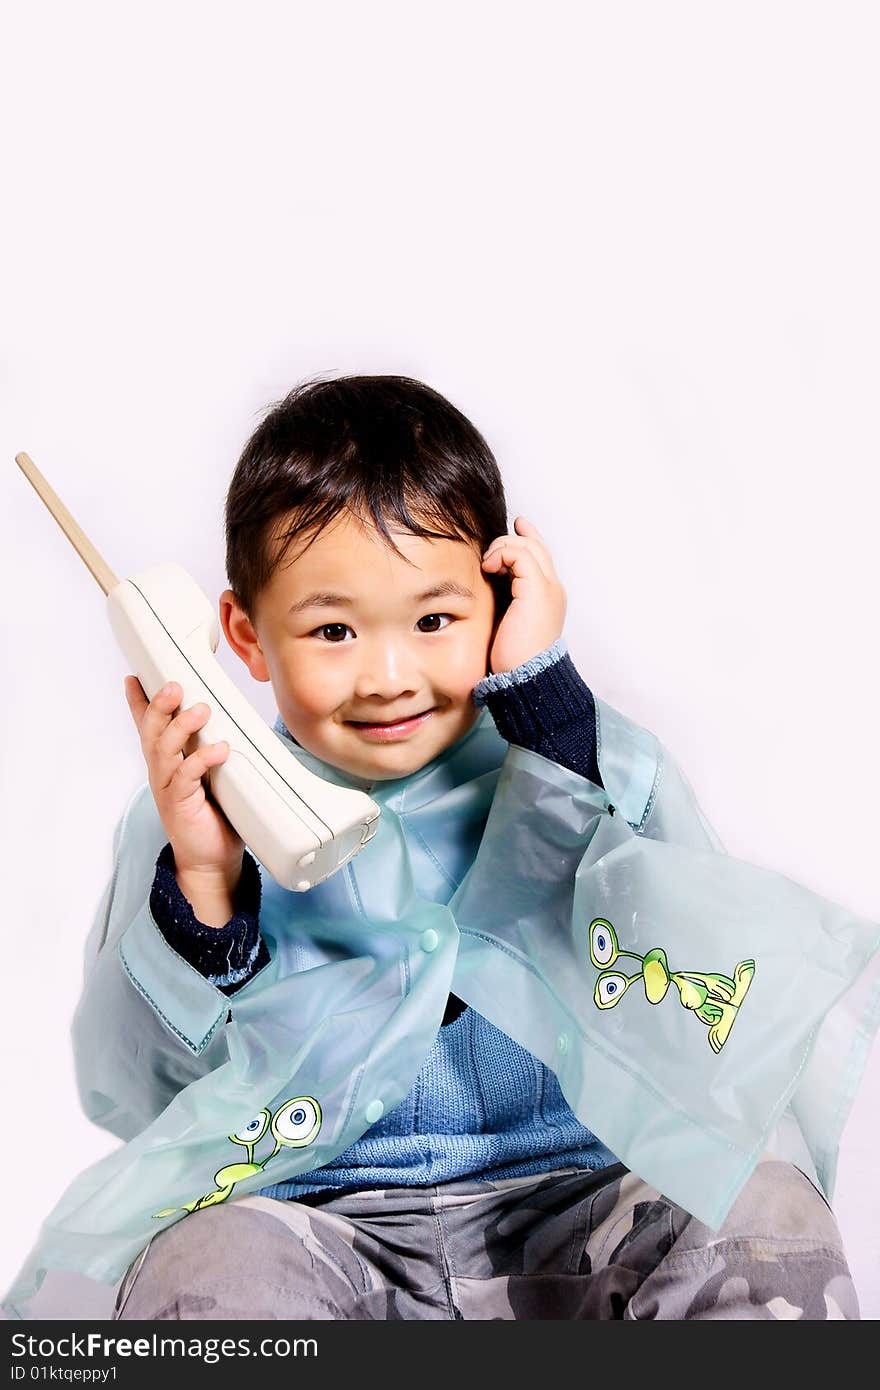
left=15, top=452, right=119, bottom=595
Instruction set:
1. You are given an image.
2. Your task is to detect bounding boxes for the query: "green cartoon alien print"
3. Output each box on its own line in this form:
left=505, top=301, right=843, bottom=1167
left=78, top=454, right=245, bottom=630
left=153, top=1096, right=322, bottom=1218
left=156, top=914, right=755, bottom=1219
left=589, top=918, right=755, bottom=1053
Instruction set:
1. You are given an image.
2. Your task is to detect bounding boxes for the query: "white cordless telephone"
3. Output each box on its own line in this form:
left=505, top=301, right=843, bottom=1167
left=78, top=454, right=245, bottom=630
left=16, top=453, right=380, bottom=891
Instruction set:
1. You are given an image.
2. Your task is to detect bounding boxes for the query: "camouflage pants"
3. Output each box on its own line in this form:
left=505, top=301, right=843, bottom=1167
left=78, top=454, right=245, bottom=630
left=114, top=1157, right=859, bottom=1320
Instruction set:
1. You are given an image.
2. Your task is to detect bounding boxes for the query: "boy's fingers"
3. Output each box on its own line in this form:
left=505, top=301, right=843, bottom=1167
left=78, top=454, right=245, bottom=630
left=138, top=682, right=182, bottom=745
left=485, top=520, right=559, bottom=576
left=482, top=540, right=550, bottom=583
left=153, top=704, right=212, bottom=788
left=170, top=741, right=230, bottom=799
left=521, top=534, right=558, bottom=577
left=133, top=683, right=201, bottom=786
left=485, top=530, right=550, bottom=561
left=124, top=675, right=149, bottom=730
left=137, top=681, right=182, bottom=739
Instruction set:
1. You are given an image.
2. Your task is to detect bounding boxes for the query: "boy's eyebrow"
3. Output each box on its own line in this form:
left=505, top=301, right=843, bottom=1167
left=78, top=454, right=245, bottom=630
left=288, top=581, right=477, bottom=616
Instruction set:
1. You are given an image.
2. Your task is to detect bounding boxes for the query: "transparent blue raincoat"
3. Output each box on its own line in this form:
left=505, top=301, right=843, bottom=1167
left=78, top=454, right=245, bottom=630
left=5, top=699, right=879, bottom=1317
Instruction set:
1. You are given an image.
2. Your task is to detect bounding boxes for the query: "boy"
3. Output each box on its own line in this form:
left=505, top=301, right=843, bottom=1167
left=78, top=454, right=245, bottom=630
left=8, top=375, right=865, bottom=1321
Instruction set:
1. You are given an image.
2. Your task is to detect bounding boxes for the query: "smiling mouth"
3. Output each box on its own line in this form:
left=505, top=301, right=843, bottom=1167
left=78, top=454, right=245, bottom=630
left=347, top=709, right=435, bottom=727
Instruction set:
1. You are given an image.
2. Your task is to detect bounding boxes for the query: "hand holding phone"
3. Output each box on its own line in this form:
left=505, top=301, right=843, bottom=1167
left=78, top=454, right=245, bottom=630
left=17, top=452, right=381, bottom=892
left=124, top=676, right=245, bottom=923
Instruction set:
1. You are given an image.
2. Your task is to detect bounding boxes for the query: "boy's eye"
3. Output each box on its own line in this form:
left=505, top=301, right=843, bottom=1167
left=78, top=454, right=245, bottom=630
left=314, top=622, right=351, bottom=643
left=416, top=614, right=452, bottom=634
left=312, top=615, right=453, bottom=642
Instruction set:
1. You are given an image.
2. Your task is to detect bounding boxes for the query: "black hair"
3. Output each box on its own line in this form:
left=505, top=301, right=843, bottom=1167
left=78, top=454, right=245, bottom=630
left=225, top=373, right=511, bottom=623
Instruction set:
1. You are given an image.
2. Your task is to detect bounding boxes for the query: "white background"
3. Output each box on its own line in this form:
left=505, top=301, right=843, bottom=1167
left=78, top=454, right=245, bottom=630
left=1, top=0, right=878, bottom=1318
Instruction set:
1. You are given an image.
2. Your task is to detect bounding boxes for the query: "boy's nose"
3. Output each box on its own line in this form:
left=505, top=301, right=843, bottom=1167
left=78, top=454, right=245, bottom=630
left=353, top=674, right=421, bottom=703
left=352, top=641, right=422, bottom=701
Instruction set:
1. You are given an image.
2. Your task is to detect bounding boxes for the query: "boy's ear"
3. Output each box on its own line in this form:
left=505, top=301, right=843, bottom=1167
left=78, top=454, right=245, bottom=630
left=219, top=589, right=271, bottom=683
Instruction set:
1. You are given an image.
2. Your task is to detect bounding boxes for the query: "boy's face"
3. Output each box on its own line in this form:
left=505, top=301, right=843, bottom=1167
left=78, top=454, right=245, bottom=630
left=219, top=509, right=500, bottom=784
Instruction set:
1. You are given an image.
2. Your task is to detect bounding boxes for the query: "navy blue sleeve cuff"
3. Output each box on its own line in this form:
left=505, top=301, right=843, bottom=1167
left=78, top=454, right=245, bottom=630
left=149, top=844, right=270, bottom=997
left=473, top=640, right=605, bottom=789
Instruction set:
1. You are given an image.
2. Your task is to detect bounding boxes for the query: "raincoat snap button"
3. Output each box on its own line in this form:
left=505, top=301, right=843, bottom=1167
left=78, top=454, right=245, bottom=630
left=365, top=1099, right=384, bottom=1123
left=420, top=929, right=440, bottom=953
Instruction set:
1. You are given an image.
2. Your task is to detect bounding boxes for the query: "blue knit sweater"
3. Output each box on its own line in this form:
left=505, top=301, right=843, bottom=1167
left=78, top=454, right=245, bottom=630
left=148, top=639, right=620, bottom=1194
